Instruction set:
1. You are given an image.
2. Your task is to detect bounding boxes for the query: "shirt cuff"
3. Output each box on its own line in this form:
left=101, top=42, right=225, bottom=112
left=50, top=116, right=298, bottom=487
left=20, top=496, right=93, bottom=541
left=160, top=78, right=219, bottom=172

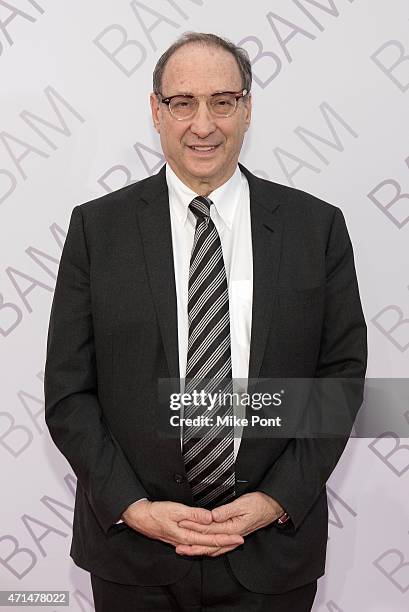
left=275, top=511, right=293, bottom=530
left=115, top=498, right=148, bottom=524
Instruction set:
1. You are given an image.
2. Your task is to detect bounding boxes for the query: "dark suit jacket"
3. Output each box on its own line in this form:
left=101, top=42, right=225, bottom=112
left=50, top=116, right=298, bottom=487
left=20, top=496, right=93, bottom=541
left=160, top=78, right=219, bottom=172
left=44, top=163, right=367, bottom=594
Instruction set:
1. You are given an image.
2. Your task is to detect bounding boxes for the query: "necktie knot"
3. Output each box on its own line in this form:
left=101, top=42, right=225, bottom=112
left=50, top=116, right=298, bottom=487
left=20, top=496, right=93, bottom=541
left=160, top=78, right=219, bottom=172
left=189, top=196, right=212, bottom=222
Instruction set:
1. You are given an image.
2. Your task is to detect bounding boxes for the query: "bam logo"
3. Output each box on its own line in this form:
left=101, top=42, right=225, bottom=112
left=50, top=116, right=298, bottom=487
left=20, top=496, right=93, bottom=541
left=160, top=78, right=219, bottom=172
left=273, top=101, right=357, bottom=187
left=0, top=0, right=45, bottom=56
left=0, top=87, right=85, bottom=207
left=98, top=142, right=165, bottom=194
left=368, top=156, right=409, bottom=229
left=238, top=0, right=356, bottom=89
left=371, top=37, right=409, bottom=93
left=94, top=0, right=204, bottom=77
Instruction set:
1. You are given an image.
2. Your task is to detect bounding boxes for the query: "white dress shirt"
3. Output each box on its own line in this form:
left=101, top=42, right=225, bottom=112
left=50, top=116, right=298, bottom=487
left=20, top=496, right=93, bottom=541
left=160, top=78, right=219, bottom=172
left=116, top=163, right=253, bottom=521
left=167, top=162, right=253, bottom=455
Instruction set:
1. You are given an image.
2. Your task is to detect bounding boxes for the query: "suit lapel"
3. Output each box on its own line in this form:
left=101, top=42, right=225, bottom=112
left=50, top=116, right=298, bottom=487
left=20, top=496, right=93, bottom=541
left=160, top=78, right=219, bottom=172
left=239, top=164, right=282, bottom=381
left=135, top=165, right=180, bottom=381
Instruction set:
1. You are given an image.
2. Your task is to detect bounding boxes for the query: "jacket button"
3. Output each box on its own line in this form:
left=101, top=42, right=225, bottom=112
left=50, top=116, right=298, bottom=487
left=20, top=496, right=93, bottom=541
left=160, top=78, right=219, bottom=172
left=174, top=473, right=185, bottom=484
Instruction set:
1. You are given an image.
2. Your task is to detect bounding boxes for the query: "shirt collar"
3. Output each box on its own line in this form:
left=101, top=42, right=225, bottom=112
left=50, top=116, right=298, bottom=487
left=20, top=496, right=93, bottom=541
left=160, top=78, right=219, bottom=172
left=166, top=163, right=242, bottom=230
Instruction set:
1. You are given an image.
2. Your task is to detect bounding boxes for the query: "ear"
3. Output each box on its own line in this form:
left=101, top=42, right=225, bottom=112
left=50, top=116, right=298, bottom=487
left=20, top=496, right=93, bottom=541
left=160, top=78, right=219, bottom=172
left=150, top=92, right=161, bottom=133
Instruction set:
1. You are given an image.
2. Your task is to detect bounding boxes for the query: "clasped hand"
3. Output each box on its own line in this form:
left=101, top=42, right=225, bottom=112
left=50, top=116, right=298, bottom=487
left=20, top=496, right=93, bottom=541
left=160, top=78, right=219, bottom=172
left=122, top=492, right=284, bottom=558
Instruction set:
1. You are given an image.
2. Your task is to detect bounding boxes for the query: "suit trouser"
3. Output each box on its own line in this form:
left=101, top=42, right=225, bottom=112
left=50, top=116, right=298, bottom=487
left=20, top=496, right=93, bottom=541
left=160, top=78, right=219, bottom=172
left=90, top=555, right=318, bottom=611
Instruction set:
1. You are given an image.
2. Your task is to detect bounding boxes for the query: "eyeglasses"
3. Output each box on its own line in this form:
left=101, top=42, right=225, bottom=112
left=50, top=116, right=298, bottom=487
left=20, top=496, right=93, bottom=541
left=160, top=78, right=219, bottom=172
left=156, top=89, right=249, bottom=120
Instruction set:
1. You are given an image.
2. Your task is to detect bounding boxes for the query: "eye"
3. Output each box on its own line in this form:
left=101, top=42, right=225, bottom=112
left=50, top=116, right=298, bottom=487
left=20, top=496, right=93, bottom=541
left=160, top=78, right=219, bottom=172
left=171, top=96, right=194, bottom=109
left=211, top=95, right=235, bottom=111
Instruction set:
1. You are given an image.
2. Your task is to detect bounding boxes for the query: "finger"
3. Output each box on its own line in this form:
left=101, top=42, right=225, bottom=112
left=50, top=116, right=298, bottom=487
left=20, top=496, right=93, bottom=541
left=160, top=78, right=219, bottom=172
left=177, top=519, right=207, bottom=532
left=190, top=531, right=243, bottom=547
left=175, top=543, right=240, bottom=557
left=176, top=528, right=243, bottom=548
left=184, top=507, right=213, bottom=524
left=175, top=544, right=221, bottom=556
left=211, top=500, right=243, bottom=522
left=178, top=519, right=238, bottom=534
left=208, top=545, right=239, bottom=557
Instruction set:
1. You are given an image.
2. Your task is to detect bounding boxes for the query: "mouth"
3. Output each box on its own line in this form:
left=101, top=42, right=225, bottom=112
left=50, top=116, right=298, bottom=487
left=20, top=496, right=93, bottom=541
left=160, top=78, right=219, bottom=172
left=187, top=144, right=221, bottom=154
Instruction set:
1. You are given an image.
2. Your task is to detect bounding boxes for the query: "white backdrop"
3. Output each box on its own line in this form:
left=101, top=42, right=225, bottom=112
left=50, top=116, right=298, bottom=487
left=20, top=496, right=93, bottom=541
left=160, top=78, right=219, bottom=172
left=1, top=0, right=408, bottom=610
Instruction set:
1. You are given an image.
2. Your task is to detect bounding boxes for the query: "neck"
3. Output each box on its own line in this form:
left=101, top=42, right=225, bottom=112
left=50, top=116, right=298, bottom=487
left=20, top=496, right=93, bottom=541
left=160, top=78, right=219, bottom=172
left=167, top=163, right=237, bottom=196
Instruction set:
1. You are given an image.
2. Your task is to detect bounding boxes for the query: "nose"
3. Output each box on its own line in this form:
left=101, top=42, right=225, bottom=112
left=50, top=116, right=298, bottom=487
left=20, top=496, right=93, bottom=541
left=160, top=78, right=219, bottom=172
left=189, top=99, right=217, bottom=138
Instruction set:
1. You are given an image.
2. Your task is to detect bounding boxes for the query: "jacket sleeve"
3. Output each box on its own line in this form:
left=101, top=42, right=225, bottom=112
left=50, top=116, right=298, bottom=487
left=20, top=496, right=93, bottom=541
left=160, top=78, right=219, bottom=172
left=256, top=206, right=367, bottom=531
left=44, top=205, right=148, bottom=534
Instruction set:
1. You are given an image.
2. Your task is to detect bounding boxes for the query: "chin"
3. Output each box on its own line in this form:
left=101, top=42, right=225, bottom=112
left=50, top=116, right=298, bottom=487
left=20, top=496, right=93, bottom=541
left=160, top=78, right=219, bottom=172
left=188, top=162, right=221, bottom=177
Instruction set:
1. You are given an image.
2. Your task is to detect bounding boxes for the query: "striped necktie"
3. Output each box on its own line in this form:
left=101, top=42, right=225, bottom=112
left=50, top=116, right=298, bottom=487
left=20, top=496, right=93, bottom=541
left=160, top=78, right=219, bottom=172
left=182, top=195, right=235, bottom=509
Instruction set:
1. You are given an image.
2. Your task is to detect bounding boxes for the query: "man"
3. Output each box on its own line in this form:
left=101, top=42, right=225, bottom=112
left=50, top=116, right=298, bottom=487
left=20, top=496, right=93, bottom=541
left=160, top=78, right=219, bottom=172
left=44, top=32, right=367, bottom=611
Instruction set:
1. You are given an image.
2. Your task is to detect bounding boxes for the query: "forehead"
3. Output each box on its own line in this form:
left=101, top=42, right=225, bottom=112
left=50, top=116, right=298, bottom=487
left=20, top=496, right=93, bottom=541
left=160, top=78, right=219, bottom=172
left=161, top=43, right=242, bottom=95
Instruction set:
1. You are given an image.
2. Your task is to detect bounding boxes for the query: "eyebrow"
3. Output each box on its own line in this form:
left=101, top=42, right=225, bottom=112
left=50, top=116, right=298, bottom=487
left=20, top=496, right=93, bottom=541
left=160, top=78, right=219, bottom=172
left=166, top=90, right=236, bottom=96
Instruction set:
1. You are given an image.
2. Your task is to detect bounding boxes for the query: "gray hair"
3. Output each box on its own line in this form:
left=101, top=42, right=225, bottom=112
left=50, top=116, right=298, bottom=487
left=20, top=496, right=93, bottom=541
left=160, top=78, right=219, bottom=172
left=152, top=32, right=252, bottom=94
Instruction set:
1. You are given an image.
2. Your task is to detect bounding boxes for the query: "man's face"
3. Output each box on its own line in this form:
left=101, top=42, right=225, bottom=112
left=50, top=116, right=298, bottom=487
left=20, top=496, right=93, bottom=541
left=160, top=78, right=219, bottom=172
left=150, top=43, right=252, bottom=194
